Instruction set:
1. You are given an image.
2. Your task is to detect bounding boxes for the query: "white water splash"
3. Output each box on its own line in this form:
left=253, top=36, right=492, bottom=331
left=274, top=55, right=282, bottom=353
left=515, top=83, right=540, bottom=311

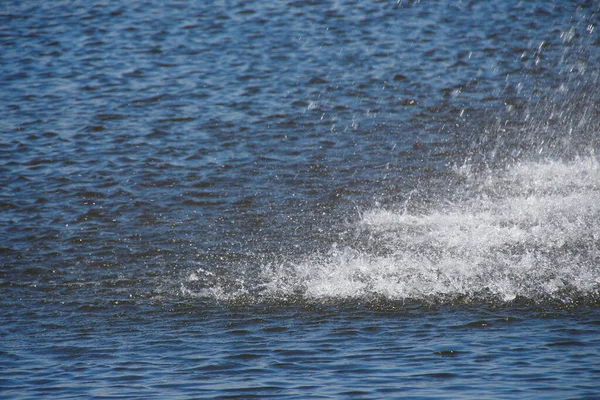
left=185, top=156, right=600, bottom=303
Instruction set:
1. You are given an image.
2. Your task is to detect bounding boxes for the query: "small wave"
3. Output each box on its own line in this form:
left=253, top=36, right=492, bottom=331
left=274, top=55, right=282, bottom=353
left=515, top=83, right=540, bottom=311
left=183, top=156, right=600, bottom=305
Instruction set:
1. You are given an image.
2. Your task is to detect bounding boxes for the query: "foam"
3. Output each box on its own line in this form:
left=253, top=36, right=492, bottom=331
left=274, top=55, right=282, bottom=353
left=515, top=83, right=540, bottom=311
left=184, top=156, right=600, bottom=303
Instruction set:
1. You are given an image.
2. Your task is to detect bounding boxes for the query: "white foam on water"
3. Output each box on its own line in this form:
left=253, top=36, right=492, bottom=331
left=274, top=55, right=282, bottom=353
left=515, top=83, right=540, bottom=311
left=184, top=156, right=600, bottom=303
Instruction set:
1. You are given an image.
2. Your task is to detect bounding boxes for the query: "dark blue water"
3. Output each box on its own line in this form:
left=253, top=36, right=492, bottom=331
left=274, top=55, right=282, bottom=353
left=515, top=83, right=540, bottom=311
left=2, top=0, right=600, bottom=398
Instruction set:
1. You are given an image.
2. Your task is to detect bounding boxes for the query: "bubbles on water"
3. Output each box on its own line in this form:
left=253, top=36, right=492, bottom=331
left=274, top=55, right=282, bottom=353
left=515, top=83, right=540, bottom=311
left=183, top=155, right=600, bottom=305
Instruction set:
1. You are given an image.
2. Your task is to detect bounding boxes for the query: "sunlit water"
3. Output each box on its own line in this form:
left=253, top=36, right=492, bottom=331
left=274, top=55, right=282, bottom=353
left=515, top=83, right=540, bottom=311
left=2, top=0, right=599, bottom=398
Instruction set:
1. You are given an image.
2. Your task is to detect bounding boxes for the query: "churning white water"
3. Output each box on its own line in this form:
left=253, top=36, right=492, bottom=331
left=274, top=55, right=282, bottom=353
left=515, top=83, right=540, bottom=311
left=184, top=155, right=600, bottom=303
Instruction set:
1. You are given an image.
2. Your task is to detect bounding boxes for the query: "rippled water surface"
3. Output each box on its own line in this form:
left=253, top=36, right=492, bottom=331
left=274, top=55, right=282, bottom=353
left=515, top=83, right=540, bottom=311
left=2, top=0, right=600, bottom=398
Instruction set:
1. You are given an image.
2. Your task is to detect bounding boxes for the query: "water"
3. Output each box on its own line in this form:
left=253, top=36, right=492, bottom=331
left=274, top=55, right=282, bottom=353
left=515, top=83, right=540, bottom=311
left=1, top=0, right=599, bottom=398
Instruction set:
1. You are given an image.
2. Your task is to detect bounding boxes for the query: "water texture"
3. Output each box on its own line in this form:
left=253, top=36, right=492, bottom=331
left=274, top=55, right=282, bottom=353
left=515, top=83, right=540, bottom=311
left=1, top=0, right=599, bottom=398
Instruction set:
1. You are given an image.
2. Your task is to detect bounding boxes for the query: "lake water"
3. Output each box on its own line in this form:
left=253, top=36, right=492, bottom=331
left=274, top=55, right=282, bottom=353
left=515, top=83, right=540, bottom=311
left=1, top=0, right=599, bottom=398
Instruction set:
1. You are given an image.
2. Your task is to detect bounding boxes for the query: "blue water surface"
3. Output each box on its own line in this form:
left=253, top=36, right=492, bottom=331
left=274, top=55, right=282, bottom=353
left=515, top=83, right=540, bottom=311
left=1, top=0, right=599, bottom=398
